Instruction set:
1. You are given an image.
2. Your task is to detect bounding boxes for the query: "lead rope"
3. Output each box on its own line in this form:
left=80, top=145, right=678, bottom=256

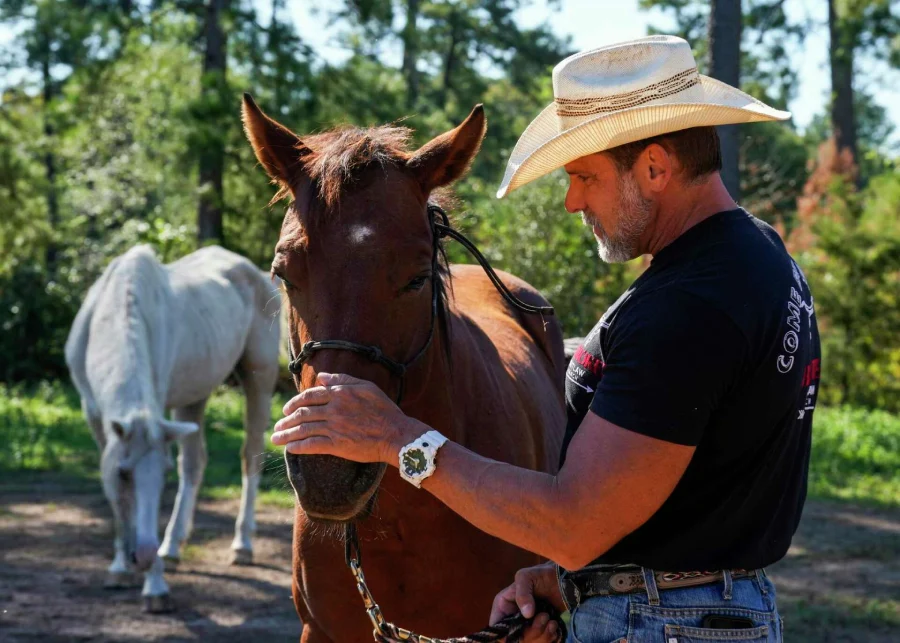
left=345, top=524, right=567, bottom=643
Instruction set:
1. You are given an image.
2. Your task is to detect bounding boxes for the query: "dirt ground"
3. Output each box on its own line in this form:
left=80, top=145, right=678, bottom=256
left=0, top=478, right=301, bottom=642
left=1, top=479, right=898, bottom=642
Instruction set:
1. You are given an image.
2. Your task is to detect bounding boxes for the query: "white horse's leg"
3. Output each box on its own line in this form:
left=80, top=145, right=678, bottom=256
left=230, top=366, right=275, bottom=565
left=141, top=555, right=173, bottom=612
left=158, top=399, right=208, bottom=566
left=104, top=494, right=139, bottom=588
left=100, top=441, right=140, bottom=589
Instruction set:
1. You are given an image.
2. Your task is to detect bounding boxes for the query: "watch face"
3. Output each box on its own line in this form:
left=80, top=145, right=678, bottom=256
left=402, top=448, right=428, bottom=477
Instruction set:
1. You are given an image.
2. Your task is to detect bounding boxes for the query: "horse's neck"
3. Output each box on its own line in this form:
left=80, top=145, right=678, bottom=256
left=88, top=262, right=174, bottom=417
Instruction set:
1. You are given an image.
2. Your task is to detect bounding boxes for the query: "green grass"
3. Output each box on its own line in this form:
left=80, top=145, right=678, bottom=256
left=809, top=406, right=900, bottom=507
left=2, top=384, right=899, bottom=509
left=0, top=381, right=295, bottom=506
left=779, top=595, right=900, bottom=642
left=0, top=382, right=97, bottom=476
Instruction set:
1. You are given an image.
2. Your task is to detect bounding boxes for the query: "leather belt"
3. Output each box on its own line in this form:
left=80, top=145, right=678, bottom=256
left=558, top=565, right=758, bottom=610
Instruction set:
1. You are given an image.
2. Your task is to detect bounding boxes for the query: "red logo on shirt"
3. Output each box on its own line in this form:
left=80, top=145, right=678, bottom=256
left=801, top=358, right=821, bottom=387
left=573, top=346, right=605, bottom=376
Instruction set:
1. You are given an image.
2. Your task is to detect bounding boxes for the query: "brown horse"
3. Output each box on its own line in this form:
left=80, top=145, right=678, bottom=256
left=242, top=95, right=566, bottom=642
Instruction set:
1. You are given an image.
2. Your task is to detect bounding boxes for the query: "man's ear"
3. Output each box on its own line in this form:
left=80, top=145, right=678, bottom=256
left=640, top=143, right=674, bottom=193
left=407, top=104, right=486, bottom=194
left=242, top=93, right=309, bottom=191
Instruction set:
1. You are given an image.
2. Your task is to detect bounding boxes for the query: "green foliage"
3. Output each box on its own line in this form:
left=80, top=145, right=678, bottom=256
left=809, top=406, right=900, bottom=506
left=0, top=262, right=83, bottom=382
left=795, top=169, right=900, bottom=412
left=739, top=121, right=810, bottom=226
left=642, top=0, right=804, bottom=108
left=0, top=382, right=293, bottom=506
left=5, top=383, right=898, bottom=509
left=804, top=90, right=898, bottom=178
left=0, top=89, right=48, bottom=274
left=0, top=0, right=896, bottom=424
left=641, top=0, right=810, bottom=225
left=458, top=172, right=639, bottom=336
left=0, top=382, right=94, bottom=473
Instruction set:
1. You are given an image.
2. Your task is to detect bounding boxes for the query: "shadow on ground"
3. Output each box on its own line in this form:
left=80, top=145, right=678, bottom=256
left=0, top=474, right=302, bottom=642
left=2, top=474, right=900, bottom=642
left=769, top=501, right=900, bottom=642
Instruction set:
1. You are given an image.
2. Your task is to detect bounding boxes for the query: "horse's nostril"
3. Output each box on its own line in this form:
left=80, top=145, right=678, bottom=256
left=118, top=467, right=131, bottom=483
left=131, top=551, right=138, bottom=565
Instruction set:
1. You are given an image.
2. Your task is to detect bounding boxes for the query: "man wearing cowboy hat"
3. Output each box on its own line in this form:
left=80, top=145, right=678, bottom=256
left=271, top=36, right=819, bottom=642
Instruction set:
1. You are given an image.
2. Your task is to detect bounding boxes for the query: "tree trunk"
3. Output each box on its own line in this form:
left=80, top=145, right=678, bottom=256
left=828, top=0, right=858, bottom=180
left=401, top=0, right=420, bottom=109
left=439, top=12, right=459, bottom=108
left=708, top=0, right=742, bottom=200
left=41, top=34, right=59, bottom=271
left=197, top=0, right=230, bottom=245
left=270, top=0, right=283, bottom=105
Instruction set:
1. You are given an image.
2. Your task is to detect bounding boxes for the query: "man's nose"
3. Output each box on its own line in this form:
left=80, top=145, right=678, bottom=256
left=564, top=185, right=583, bottom=214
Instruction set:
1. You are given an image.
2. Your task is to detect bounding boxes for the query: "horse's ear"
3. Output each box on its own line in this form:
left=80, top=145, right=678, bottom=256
left=160, top=419, right=199, bottom=442
left=407, top=104, right=486, bottom=193
left=110, top=419, right=130, bottom=441
left=241, top=93, right=309, bottom=189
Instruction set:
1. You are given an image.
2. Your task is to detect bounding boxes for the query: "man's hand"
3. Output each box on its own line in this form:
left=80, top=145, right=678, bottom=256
left=489, top=562, right=566, bottom=642
left=271, top=372, right=423, bottom=464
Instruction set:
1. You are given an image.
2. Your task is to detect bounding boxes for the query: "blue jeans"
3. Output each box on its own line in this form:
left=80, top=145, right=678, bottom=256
left=563, top=570, right=782, bottom=642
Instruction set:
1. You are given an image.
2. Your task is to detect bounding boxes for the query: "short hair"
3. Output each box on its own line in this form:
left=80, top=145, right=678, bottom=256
left=602, top=126, right=723, bottom=183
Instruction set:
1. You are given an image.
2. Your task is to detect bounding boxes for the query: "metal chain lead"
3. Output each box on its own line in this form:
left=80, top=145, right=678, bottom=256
left=344, top=524, right=566, bottom=643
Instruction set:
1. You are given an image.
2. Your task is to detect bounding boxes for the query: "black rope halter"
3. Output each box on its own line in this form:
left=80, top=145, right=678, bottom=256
left=286, top=203, right=553, bottom=404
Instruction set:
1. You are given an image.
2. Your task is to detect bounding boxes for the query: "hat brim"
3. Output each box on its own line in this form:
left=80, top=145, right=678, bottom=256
left=496, top=75, right=791, bottom=198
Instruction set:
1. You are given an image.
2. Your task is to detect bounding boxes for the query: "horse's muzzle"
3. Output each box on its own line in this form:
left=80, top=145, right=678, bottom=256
left=285, top=452, right=384, bottom=522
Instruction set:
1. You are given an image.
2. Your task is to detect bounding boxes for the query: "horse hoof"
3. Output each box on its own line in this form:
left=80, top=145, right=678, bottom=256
left=104, top=571, right=140, bottom=589
left=143, top=594, right=175, bottom=614
left=231, top=549, right=253, bottom=566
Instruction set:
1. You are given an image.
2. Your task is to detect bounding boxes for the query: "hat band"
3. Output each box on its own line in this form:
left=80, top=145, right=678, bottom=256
left=554, top=67, right=700, bottom=119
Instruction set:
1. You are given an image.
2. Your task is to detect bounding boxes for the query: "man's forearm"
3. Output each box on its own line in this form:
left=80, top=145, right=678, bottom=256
left=392, top=423, right=587, bottom=570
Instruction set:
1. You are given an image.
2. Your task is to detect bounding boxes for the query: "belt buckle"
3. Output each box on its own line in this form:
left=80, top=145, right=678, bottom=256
left=608, top=570, right=643, bottom=594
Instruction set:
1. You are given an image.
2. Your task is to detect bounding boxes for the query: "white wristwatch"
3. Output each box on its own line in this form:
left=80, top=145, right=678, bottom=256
left=398, top=430, right=448, bottom=488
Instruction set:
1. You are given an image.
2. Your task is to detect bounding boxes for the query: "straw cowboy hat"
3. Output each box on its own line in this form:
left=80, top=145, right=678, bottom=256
left=497, top=35, right=790, bottom=198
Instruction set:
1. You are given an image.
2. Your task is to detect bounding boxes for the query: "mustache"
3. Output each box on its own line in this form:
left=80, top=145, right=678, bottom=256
left=581, top=210, right=607, bottom=238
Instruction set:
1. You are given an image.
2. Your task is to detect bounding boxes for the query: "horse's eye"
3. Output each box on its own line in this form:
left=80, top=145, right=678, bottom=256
left=404, top=275, right=429, bottom=292
left=276, top=273, right=297, bottom=291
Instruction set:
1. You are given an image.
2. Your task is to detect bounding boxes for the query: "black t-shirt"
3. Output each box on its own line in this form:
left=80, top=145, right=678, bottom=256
left=561, top=208, right=820, bottom=572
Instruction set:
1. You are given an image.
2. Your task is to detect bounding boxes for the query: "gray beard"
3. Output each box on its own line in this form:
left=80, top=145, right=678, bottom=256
left=582, top=174, right=653, bottom=263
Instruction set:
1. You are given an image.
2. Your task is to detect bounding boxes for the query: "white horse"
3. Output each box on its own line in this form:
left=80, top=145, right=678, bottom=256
left=65, top=244, right=280, bottom=612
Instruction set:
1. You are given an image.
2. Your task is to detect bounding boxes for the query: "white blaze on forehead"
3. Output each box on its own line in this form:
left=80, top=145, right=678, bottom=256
left=348, top=224, right=376, bottom=245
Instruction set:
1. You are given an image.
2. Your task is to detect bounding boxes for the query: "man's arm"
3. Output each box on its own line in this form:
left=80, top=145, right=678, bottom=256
left=273, top=292, right=740, bottom=568
left=403, top=409, right=694, bottom=570
left=274, top=376, right=694, bottom=571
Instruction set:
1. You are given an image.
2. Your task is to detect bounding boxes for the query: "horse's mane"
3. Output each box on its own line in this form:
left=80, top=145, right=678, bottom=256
left=293, top=125, right=413, bottom=209
left=289, top=124, right=455, bottom=362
